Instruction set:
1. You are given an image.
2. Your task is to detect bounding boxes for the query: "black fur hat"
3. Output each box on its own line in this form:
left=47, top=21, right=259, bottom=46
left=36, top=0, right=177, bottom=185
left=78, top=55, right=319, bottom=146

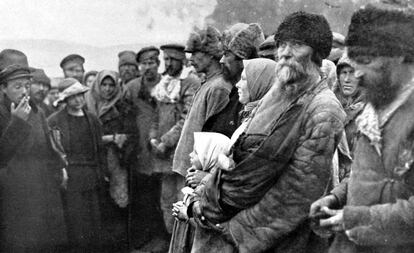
left=274, top=11, right=332, bottom=66
left=346, top=4, right=414, bottom=62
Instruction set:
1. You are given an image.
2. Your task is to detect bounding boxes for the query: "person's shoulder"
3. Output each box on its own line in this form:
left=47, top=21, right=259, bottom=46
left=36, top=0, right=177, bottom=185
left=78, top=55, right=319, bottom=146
left=308, top=82, right=346, bottom=122
left=207, top=74, right=232, bottom=91
left=124, top=77, right=142, bottom=89
left=47, top=107, right=66, bottom=123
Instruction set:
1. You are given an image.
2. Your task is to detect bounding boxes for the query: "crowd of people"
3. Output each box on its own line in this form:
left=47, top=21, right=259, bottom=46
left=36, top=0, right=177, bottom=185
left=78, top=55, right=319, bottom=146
left=0, top=3, right=413, bottom=253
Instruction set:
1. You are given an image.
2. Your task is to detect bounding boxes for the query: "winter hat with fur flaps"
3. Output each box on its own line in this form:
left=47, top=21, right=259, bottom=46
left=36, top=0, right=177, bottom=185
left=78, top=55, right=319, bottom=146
left=228, top=23, right=265, bottom=59
left=185, top=26, right=223, bottom=59
left=346, top=4, right=414, bottom=63
left=274, top=11, right=332, bottom=66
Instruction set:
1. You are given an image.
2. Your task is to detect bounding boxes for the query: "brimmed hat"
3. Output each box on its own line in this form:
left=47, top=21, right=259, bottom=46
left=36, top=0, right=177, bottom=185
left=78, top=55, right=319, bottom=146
left=0, top=49, right=33, bottom=83
left=55, top=78, right=89, bottom=105
left=346, top=4, right=414, bottom=62
left=136, top=46, right=160, bottom=63
left=259, top=36, right=276, bottom=58
left=227, top=23, right=265, bottom=59
left=118, top=51, right=138, bottom=68
left=274, top=11, right=332, bottom=66
left=31, top=68, right=51, bottom=88
left=60, top=54, right=85, bottom=69
left=160, top=43, right=186, bottom=61
left=185, top=26, right=222, bottom=59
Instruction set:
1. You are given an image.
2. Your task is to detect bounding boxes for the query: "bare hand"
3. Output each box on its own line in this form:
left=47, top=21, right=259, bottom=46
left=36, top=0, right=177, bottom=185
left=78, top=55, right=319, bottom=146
left=319, top=207, right=344, bottom=232
left=114, top=134, right=128, bottom=149
left=172, top=201, right=188, bottom=221
left=309, top=195, right=338, bottom=218
left=186, top=169, right=208, bottom=188
left=11, top=96, right=31, bottom=121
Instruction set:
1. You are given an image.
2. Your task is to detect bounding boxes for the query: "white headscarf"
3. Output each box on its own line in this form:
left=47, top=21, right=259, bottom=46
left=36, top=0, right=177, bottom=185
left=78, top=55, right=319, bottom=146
left=193, top=132, right=231, bottom=171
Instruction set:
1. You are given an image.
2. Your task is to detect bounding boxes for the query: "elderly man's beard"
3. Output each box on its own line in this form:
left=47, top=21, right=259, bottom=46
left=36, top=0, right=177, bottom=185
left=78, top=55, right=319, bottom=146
left=276, top=54, right=317, bottom=98
left=362, top=62, right=400, bottom=109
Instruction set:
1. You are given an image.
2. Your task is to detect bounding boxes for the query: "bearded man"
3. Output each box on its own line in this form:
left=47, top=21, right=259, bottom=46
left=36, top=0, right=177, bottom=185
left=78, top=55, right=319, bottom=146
left=29, top=68, right=54, bottom=116
left=118, top=50, right=139, bottom=86
left=192, top=12, right=345, bottom=253
left=311, top=5, right=414, bottom=253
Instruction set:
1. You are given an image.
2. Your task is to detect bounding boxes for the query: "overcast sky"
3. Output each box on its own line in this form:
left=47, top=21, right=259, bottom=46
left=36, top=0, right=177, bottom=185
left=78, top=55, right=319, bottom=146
left=0, top=0, right=214, bottom=47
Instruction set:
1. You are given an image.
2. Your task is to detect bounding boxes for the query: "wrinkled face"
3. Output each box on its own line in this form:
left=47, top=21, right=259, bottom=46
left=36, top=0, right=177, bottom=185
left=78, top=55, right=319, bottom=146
left=235, top=69, right=250, bottom=104
left=140, top=59, right=159, bottom=80
left=164, top=55, right=183, bottom=77
left=220, top=50, right=243, bottom=83
left=63, top=65, right=84, bottom=83
left=100, top=76, right=116, bottom=100
left=276, top=40, right=314, bottom=97
left=189, top=150, right=202, bottom=170
left=85, top=74, right=96, bottom=87
left=352, top=55, right=402, bottom=108
left=190, top=51, right=211, bottom=74
left=119, top=64, right=138, bottom=83
left=339, top=66, right=360, bottom=97
left=66, top=93, right=85, bottom=111
left=30, top=82, right=49, bottom=104
left=1, top=77, right=31, bottom=104
left=48, top=88, right=60, bottom=104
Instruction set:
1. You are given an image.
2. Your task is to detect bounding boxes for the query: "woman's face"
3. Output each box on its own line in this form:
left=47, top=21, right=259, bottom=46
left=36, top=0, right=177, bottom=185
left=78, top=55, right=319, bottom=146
left=86, top=74, right=96, bottom=87
left=235, top=69, right=250, bottom=104
left=189, top=151, right=202, bottom=170
left=100, top=76, right=116, bottom=100
left=66, top=93, right=85, bottom=111
left=339, top=66, right=360, bottom=97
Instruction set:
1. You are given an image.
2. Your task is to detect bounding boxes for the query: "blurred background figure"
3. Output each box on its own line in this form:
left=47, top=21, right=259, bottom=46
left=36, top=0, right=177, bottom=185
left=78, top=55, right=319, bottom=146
left=60, top=54, right=85, bottom=83
left=258, top=36, right=277, bottom=61
left=118, top=51, right=140, bottom=87
left=83, top=70, right=98, bottom=87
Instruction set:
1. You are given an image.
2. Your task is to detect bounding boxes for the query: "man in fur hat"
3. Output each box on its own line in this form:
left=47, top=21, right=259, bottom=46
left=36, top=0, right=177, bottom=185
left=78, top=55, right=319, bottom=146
left=173, top=26, right=232, bottom=179
left=196, top=12, right=344, bottom=252
left=60, top=54, right=85, bottom=83
left=202, top=23, right=265, bottom=137
left=150, top=43, right=201, bottom=234
left=0, top=49, right=67, bottom=252
left=118, top=50, right=139, bottom=86
left=311, top=5, right=414, bottom=253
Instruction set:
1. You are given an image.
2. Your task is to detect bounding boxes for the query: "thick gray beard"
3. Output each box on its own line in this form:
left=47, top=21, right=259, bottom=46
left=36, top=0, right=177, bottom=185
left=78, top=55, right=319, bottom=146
left=276, top=57, right=319, bottom=99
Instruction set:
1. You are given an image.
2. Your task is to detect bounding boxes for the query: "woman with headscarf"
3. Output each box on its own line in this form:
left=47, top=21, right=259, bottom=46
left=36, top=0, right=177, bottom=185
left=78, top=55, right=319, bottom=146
left=171, top=58, right=276, bottom=253
left=83, top=70, right=98, bottom=87
left=85, top=70, right=139, bottom=250
left=48, top=79, right=105, bottom=252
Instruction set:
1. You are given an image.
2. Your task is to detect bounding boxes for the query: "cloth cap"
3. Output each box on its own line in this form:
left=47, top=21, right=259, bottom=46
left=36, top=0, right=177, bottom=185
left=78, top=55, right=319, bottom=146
left=136, top=46, right=160, bottom=63
left=118, top=51, right=138, bottom=68
left=185, top=26, right=223, bottom=59
left=55, top=78, right=89, bottom=104
left=274, top=11, right=333, bottom=66
left=259, top=36, right=276, bottom=58
left=60, top=54, right=85, bottom=69
left=0, top=49, right=32, bottom=83
left=160, top=43, right=186, bottom=61
left=346, top=4, right=414, bottom=62
left=228, top=23, right=265, bottom=59
left=31, top=68, right=51, bottom=88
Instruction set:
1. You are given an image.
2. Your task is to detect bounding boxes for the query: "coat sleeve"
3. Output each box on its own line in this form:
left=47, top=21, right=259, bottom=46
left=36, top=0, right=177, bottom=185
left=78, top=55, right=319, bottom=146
left=0, top=115, right=32, bottom=168
left=160, top=76, right=200, bottom=147
left=225, top=103, right=345, bottom=253
left=343, top=195, right=414, bottom=246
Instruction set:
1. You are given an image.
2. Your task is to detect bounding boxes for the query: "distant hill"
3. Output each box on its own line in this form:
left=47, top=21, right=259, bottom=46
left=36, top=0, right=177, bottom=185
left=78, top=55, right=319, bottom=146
left=0, top=39, right=158, bottom=78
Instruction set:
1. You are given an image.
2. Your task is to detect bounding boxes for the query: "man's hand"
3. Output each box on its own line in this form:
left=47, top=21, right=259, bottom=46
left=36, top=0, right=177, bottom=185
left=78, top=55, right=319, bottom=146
left=114, top=134, right=128, bottom=149
left=11, top=96, right=31, bottom=121
left=186, top=169, right=208, bottom=188
left=319, top=207, right=344, bottom=232
left=150, top=138, right=167, bottom=156
left=309, top=194, right=338, bottom=218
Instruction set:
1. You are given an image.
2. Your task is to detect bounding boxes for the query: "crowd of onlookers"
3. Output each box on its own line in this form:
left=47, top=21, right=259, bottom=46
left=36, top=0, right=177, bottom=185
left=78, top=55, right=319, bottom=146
left=0, top=3, right=413, bottom=253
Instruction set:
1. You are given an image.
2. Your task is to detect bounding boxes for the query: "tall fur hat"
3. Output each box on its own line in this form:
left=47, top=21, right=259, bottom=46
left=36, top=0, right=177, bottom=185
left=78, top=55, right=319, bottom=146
left=274, top=11, right=332, bottom=66
left=346, top=4, right=414, bottom=62
left=227, top=23, right=265, bottom=59
left=185, top=26, right=223, bottom=59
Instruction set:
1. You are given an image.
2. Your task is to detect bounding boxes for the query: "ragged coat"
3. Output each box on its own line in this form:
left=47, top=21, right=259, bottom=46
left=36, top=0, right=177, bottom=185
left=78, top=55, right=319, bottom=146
left=330, top=84, right=414, bottom=253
